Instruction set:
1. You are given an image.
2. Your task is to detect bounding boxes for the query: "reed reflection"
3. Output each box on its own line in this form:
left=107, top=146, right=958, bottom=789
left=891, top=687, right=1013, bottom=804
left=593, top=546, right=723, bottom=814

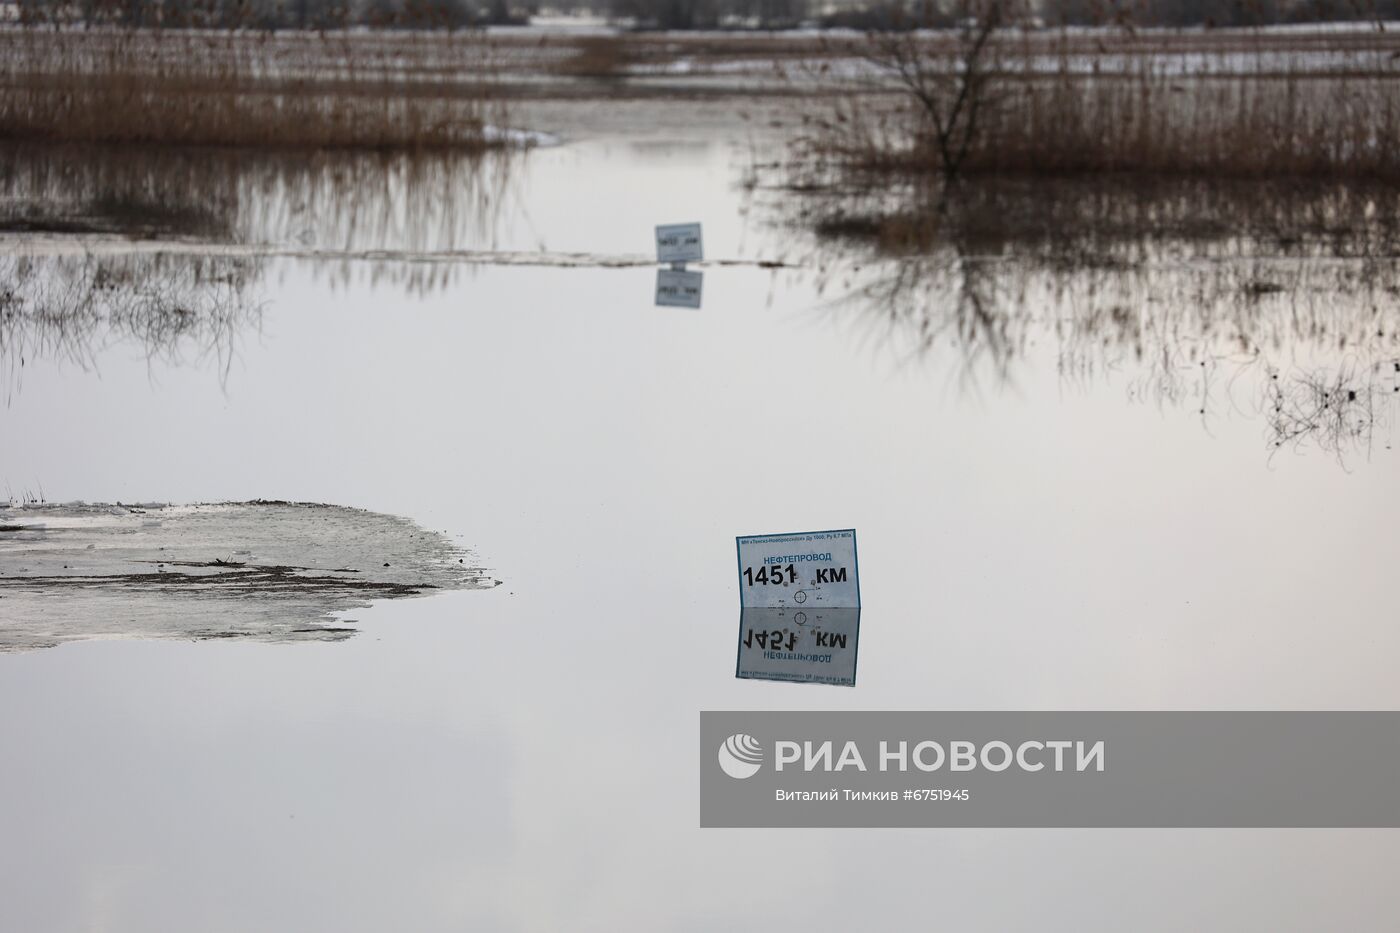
left=0, top=253, right=263, bottom=403
left=0, top=142, right=517, bottom=256
left=786, top=177, right=1400, bottom=462
left=0, top=142, right=522, bottom=393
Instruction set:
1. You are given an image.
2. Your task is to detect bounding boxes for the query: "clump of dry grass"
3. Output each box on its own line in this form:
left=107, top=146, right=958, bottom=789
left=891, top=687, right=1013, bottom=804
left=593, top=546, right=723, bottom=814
left=798, top=174, right=1400, bottom=262
left=977, top=72, right=1399, bottom=178
left=0, top=27, right=510, bottom=150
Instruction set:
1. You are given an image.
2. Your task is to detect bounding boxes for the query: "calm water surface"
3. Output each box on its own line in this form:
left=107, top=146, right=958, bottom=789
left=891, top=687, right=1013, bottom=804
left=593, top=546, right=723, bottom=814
left=2, top=108, right=1398, bottom=931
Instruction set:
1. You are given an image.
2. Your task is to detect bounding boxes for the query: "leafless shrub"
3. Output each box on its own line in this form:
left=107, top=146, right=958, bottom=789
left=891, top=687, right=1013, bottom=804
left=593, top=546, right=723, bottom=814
left=859, top=0, right=1018, bottom=180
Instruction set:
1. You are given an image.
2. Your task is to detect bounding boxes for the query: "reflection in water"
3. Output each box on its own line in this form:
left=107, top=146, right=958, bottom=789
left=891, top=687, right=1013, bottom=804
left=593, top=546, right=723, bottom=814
left=655, top=268, right=704, bottom=308
left=781, top=177, right=1400, bottom=463
left=7, top=142, right=1399, bottom=462
left=1262, top=361, right=1398, bottom=463
left=0, top=142, right=522, bottom=393
left=0, top=253, right=263, bottom=403
left=737, top=607, right=860, bottom=687
left=0, top=142, right=517, bottom=255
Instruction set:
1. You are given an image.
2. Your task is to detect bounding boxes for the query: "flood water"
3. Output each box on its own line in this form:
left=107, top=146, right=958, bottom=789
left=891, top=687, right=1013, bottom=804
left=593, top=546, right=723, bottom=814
left=3, top=99, right=1399, bottom=931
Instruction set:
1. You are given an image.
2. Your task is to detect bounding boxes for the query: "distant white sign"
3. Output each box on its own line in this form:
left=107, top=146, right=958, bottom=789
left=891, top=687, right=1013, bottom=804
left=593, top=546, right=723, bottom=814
left=655, top=223, right=703, bottom=265
left=655, top=269, right=703, bottom=308
left=734, top=529, right=861, bottom=687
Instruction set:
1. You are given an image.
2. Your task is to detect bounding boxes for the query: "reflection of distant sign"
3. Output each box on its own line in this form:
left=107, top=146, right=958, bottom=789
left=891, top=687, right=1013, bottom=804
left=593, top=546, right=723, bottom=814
left=735, top=529, right=861, bottom=687
left=655, top=223, right=703, bottom=264
left=655, top=269, right=703, bottom=308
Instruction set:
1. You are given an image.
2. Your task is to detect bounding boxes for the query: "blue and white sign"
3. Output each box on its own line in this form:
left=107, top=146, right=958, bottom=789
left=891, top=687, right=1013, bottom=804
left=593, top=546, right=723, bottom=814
left=734, top=529, right=861, bottom=687
left=735, top=528, right=860, bottom=610
left=655, top=223, right=703, bottom=265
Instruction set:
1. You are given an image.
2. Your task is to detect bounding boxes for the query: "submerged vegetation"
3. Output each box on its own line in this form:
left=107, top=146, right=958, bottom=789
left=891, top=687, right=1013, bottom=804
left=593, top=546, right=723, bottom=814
left=0, top=253, right=264, bottom=402
left=0, top=142, right=527, bottom=400
left=775, top=176, right=1400, bottom=461
left=779, top=3, right=1400, bottom=464
left=0, top=143, right=515, bottom=252
left=1, top=8, right=1397, bottom=464
left=797, top=175, right=1400, bottom=258
left=789, top=0, right=1400, bottom=234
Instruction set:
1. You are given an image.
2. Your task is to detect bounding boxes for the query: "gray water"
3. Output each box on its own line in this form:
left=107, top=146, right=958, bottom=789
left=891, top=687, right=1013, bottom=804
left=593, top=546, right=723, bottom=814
left=2, top=107, right=1399, bottom=931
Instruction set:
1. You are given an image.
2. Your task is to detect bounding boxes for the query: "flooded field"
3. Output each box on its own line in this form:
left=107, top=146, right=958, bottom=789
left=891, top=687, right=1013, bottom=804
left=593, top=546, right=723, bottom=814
left=3, top=30, right=1400, bottom=932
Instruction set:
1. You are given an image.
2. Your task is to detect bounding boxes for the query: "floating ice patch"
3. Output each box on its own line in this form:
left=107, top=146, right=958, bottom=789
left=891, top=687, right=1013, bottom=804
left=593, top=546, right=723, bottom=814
left=480, top=125, right=562, bottom=148
left=0, top=501, right=498, bottom=652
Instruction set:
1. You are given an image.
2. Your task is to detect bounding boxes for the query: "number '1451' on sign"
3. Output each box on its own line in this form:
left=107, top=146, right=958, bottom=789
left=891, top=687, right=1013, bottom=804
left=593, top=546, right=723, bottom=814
left=743, top=565, right=797, bottom=586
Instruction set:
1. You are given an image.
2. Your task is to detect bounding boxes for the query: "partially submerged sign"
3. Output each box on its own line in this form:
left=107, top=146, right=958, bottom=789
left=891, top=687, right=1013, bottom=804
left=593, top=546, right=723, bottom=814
left=655, top=223, right=703, bottom=265
left=734, top=529, right=861, bottom=686
left=655, top=269, right=703, bottom=308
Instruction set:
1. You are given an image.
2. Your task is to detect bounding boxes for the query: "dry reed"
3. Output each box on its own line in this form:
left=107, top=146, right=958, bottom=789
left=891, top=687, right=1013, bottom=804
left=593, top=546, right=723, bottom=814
left=0, top=27, right=510, bottom=150
left=795, top=29, right=1400, bottom=184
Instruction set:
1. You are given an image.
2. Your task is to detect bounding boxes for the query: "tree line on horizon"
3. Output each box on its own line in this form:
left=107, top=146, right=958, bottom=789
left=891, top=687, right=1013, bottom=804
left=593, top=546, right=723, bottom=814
left=13, top=0, right=1398, bottom=31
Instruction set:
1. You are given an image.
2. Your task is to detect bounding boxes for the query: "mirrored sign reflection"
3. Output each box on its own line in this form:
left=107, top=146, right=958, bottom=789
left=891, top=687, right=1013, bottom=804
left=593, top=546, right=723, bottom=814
left=736, top=607, right=861, bottom=687
left=655, top=268, right=703, bottom=308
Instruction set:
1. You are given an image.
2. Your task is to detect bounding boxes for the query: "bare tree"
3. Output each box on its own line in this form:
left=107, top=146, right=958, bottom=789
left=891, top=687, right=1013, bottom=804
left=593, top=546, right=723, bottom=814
left=863, top=0, right=1016, bottom=180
